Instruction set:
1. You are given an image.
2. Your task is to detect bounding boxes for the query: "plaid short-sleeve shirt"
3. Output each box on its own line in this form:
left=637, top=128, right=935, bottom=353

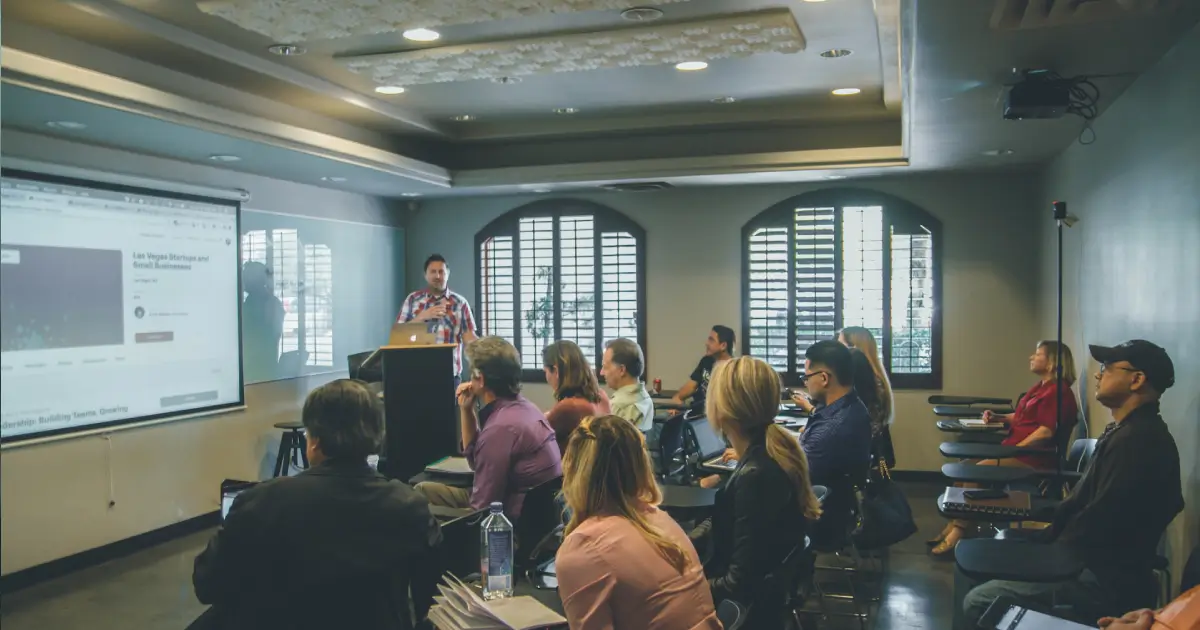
left=397, top=288, right=476, bottom=375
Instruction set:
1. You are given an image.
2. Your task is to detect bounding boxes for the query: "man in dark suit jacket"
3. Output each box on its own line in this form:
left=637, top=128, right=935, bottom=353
left=192, top=379, right=442, bottom=630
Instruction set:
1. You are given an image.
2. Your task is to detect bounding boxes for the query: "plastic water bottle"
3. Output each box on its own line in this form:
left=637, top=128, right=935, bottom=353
left=480, top=501, right=514, bottom=600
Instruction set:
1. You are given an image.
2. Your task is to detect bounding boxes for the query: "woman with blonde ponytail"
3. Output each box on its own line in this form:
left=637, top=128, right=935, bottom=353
left=556, top=415, right=720, bottom=630
left=692, top=356, right=821, bottom=628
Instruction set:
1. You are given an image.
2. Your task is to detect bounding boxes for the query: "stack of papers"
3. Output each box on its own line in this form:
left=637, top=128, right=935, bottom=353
left=957, top=418, right=989, bottom=428
left=425, top=457, right=474, bottom=476
left=428, top=574, right=566, bottom=630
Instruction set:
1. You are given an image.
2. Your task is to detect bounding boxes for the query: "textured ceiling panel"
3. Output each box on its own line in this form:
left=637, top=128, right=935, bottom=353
left=341, top=10, right=804, bottom=87
left=196, top=0, right=692, bottom=43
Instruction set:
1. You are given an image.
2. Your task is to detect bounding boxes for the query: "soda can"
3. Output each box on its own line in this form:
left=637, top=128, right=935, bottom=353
left=653, top=378, right=662, bottom=394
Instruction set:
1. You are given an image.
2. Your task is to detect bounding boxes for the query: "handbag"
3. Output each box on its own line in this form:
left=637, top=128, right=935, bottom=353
left=851, top=459, right=917, bottom=550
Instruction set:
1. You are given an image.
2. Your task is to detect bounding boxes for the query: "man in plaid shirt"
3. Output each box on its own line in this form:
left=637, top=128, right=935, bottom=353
left=397, top=254, right=477, bottom=382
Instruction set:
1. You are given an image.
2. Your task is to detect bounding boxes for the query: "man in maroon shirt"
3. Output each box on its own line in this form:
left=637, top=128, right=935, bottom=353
left=415, top=336, right=561, bottom=520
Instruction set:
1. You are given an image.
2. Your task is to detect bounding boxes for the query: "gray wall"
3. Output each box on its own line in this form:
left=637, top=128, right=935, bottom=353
left=1037, top=25, right=1200, bottom=589
left=0, top=131, right=403, bottom=575
left=407, top=171, right=1046, bottom=474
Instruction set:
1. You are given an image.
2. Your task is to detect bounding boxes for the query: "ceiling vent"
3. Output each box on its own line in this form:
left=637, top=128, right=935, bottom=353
left=601, top=182, right=674, bottom=192
left=991, top=0, right=1180, bottom=30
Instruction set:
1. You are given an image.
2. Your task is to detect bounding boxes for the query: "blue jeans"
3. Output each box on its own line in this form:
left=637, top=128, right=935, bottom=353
left=961, top=569, right=1106, bottom=628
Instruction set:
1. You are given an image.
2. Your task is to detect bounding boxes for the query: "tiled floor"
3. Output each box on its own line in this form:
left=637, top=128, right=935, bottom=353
left=0, top=482, right=956, bottom=630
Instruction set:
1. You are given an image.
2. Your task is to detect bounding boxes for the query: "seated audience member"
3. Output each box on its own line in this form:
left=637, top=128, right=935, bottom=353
left=556, top=415, right=721, bottom=630
left=930, top=340, right=1080, bottom=555
left=192, top=379, right=440, bottom=630
left=798, top=340, right=873, bottom=546
left=416, top=336, right=560, bottom=520
left=690, top=357, right=823, bottom=627
left=601, top=338, right=655, bottom=433
left=543, top=340, right=611, bottom=453
left=670, top=325, right=735, bottom=411
left=840, top=326, right=895, bottom=434
left=963, top=340, right=1183, bottom=627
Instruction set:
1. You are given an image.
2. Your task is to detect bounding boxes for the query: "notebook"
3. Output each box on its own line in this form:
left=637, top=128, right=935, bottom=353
left=941, top=487, right=1032, bottom=518
left=425, top=456, right=474, bottom=476
left=958, top=418, right=989, bottom=427
left=428, top=574, right=566, bottom=630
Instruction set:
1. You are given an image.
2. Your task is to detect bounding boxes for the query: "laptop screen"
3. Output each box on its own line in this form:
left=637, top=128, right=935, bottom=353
left=688, top=418, right=727, bottom=459
left=219, top=479, right=257, bottom=520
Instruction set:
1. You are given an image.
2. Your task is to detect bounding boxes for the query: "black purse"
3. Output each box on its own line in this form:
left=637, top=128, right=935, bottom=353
left=852, top=458, right=917, bottom=550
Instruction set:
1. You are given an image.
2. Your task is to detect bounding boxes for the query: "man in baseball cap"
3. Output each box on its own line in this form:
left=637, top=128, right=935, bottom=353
left=964, top=339, right=1183, bottom=627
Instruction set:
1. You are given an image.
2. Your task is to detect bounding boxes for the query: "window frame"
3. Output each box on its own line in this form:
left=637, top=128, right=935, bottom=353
left=474, top=198, right=648, bottom=383
left=740, top=189, right=944, bottom=390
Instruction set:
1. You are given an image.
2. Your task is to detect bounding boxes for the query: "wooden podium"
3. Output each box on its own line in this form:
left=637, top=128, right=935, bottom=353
left=368, top=344, right=459, bottom=482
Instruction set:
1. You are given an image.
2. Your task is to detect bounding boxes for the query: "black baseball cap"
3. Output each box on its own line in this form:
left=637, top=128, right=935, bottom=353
left=1089, top=340, right=1175, bottom=392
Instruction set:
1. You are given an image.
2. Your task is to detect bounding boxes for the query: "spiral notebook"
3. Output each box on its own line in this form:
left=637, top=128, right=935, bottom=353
left=941, top=487, right=1033, bottom=518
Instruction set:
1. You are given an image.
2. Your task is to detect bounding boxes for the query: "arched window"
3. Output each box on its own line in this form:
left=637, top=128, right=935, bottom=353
left=742, top=189, right=943, bottom=389
left=476, top=199, right=647, bottom=380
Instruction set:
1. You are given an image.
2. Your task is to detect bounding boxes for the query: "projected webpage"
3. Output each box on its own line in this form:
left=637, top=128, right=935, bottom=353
left=0, top=173, right=243, bottom=442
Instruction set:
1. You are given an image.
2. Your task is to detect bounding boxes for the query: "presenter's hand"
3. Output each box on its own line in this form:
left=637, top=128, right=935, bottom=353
left=456, top=382, right=475, bottom=407
left=418, top=304, right=448, bottom=321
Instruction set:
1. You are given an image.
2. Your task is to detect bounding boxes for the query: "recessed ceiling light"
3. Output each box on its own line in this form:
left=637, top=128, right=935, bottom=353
left=207, top=154, right=241, bottom=162
left=711, top=96, right=737, bottom=104
left=675, top=61, right=708, bottom=71
left=803, top=0, right=829, bottom=3
left=267, top=44, right=306, bottom=56
left=982, top=149, right=1015, bottom=156
left=824, top=175, right=847, bottom=180
left=452, top=115, right=476, bottom=122
left=820, top=48, right=853, bottom=59
left=401, top=192, right=422, bottom=198
left=553, top=107, right=579, bottom=115
left=831, top=87, right=862, bottom=96
left=492, top=76, right=522, bottom=84
left=531, top=188, right=552, bottom=194
left=320, top=176, right=347, bottom=183
left=374, top=85, right=406, bottom=95
left=621, top=7, right=664, bottom=22
left=45, top=120, right=87, bottom=130
left=403, top=28, right=441, bottom=42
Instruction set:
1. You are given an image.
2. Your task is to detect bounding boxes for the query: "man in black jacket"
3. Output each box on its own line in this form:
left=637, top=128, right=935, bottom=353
left=192, top=379, right=442, bottom=630
left=963, top=340, right=1183, bottom=627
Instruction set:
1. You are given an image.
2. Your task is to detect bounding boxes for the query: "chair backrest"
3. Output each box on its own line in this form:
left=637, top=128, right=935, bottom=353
left=516, top=475, right=564, bottom=566
left=347, top=350, right=382, bottom=382
left=1073, top=438, right=1098, bottom=473
left=716, top=600, right=747, bottom=630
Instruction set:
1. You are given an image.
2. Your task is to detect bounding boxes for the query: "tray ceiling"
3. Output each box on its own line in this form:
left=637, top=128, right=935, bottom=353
left=340, top=10, right=804, bottom=86
left=196, top=0, right=693, bottom=43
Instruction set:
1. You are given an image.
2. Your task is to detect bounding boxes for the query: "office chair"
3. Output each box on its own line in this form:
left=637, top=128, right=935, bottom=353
left=716, top=600, right=748, bottom=630
left=514, top=476, right=564, bottom=573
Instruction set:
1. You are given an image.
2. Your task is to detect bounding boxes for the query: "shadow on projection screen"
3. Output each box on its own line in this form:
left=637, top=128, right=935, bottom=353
left=0, top=168, right=244, bottom=444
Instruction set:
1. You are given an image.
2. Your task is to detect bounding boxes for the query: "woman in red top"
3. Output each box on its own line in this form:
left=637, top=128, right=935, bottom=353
left=543, top=340, right=611, bottom=453
left=930, top=340, right=1079, bottom=555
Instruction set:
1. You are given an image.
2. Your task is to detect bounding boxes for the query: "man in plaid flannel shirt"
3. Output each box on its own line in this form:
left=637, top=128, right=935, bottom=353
left=397, top=254, right=477, bottom=383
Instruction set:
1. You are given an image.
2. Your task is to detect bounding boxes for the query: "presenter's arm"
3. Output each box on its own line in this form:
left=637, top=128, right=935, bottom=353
left=397, top=293, right=416, bottom=323
left=461, top=301, right=479, bottom=343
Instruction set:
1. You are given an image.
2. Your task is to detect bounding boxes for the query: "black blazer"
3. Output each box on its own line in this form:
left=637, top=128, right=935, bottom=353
left=696, top=441, right=807, bottom=627
left=192, top=459, right=442, bottom=630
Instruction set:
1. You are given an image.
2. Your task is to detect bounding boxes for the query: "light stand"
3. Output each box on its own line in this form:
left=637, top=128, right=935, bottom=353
left=1051, top=201, right=1069, bottom=498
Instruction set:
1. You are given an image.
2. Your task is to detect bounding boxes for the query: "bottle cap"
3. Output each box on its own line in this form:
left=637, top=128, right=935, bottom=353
left=489, top=502, right=503, bottom=512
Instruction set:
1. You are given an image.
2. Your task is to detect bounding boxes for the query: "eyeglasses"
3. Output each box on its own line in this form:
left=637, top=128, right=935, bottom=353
left=1098, top=364, right=1140, bottom=375
left=799, top=370, right=829, bottom=384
